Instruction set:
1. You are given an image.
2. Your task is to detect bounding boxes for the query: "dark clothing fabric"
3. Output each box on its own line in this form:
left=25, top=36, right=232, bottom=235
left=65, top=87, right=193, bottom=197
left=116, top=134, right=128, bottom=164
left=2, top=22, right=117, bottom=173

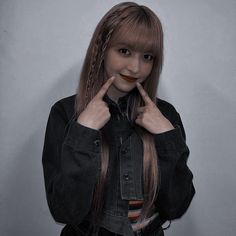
left=42, top=94, right=195, bottom=236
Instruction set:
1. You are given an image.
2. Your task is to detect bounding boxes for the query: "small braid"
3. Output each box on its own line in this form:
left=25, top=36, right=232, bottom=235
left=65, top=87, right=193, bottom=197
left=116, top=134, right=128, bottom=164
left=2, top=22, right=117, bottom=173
left=85, top=28, right=114, bottom=104
left=85, top=34, right=103, bottom=104
left=99, top=28, right=114, bottom=71
left=84, top=8, right=128, bottom=105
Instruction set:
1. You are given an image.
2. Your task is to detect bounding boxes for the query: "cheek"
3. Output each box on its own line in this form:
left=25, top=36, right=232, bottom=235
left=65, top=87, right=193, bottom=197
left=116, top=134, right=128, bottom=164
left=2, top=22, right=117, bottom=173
left=104, top=53, right=121, bottom=72
left=142, top=63, right=153, bottom=77
left=138, top=64, right=153, bottom=83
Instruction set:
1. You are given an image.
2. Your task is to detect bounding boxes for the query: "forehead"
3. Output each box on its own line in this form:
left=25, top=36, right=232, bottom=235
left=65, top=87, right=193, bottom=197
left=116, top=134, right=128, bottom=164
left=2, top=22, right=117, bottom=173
left=109, top=23, right=158, bottom=53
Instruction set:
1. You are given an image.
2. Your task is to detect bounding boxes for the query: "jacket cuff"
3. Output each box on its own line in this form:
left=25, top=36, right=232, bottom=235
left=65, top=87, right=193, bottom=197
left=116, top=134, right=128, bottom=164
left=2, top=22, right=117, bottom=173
left=64, top=121, right=102, bottom=153
left=154, top=126, right=186, bottom=153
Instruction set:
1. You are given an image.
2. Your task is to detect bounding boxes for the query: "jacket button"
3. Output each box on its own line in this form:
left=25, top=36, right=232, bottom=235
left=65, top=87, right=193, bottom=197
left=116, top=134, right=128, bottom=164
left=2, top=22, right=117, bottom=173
left=121, top=148, right=128, bottom=154
left=123, top=174, right=129, bottom=181
left=94, top=140, right=100, bottom=146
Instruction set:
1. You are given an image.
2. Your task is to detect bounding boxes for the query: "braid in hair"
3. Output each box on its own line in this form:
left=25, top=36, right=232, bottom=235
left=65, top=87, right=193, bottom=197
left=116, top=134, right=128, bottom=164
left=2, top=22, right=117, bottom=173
left=99, top=28, right=114, bottom=69
left=85, top=34, right=102, bottom=105
left=84, top=28, right=114, bottom=106
left=84, top=7, right=128, bottom=105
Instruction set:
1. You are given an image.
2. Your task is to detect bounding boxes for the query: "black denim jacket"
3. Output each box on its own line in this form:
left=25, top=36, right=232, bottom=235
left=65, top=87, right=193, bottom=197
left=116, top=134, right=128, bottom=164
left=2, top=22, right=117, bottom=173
left=42, top=94, right=195, bottom=236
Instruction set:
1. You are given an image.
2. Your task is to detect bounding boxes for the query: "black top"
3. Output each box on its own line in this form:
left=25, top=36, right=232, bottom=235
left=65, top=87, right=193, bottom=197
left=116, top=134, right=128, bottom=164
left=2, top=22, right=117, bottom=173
left=42, top=94, right=195, bottom=236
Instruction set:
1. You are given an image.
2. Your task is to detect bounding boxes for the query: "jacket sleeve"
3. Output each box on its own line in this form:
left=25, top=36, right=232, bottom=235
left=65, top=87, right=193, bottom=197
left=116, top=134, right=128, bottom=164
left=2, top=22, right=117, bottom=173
left=42, top=101, right=102, bottom=225
left=154, top=106, right=195, bottom=220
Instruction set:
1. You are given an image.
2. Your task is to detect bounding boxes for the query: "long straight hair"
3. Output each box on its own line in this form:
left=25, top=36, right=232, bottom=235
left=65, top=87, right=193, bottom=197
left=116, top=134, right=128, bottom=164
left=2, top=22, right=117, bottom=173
left=75, top=2, right=163, bottom=223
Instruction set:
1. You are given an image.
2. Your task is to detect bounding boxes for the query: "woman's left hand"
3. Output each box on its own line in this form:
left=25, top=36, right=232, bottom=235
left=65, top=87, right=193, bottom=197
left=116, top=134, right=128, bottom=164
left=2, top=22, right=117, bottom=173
left=135, top=82, right=174, bottom=134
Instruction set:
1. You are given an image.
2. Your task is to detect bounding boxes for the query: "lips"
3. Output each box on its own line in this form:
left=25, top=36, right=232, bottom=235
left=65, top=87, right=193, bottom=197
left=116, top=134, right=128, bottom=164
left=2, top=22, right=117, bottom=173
left=120, top=74, right=138, bottom=83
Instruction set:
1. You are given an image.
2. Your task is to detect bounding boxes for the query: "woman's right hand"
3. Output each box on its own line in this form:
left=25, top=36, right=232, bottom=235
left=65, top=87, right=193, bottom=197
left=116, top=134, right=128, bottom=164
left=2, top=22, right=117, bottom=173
left=77, top=76, right=115, bottom=130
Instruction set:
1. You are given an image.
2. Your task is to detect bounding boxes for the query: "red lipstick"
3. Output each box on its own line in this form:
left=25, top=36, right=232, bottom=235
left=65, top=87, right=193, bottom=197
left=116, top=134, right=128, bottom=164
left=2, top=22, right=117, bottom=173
left=120, top=74, right=138, bottom=83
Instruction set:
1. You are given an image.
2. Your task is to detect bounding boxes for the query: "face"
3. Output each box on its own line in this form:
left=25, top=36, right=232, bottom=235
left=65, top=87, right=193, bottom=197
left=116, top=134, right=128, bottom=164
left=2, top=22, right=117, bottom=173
left=104, top=41, right=154, bottom=100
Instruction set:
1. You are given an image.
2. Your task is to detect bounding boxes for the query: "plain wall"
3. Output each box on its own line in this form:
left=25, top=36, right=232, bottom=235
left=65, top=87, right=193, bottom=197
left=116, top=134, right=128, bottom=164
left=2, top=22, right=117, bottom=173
left=0, top=0, right=236, bottom=235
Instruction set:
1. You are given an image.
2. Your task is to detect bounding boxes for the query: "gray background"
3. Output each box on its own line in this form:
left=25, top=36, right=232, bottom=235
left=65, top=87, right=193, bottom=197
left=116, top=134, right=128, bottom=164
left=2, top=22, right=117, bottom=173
left=0, top=0, right=236, bottom=235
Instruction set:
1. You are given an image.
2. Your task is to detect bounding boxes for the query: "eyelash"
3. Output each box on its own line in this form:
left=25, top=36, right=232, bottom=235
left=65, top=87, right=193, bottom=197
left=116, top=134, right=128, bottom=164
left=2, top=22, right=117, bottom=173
left=118, top=48, right=130, bottom=55
left=118, top=48, right=153, bottom=61
left=144, top=54, right=153, bottom=61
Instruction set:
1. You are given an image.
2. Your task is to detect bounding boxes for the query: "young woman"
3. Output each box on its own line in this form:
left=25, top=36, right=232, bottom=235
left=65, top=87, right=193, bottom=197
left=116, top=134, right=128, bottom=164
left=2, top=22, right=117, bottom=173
left=42, top=2, right=195, bottom=236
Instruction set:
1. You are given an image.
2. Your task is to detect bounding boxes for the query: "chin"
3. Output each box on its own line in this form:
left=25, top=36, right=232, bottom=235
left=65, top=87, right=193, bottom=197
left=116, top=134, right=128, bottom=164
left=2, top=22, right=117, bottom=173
left=116, top=84, right=136, bottom=93
left=115, top=79, right=136, bottom=90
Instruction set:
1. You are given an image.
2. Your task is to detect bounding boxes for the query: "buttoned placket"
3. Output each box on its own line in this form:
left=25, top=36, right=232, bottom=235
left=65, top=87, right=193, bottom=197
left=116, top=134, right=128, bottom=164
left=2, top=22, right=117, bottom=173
left=107, top=96, right=144, bottom=201
left=119, top=133, right=143, bottom=201
left=100, top=94, right=144, bottom=235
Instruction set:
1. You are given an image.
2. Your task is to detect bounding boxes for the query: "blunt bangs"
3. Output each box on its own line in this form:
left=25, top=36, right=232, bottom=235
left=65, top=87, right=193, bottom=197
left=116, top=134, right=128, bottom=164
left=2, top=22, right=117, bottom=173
left=108, top=12, right=161, bottom=57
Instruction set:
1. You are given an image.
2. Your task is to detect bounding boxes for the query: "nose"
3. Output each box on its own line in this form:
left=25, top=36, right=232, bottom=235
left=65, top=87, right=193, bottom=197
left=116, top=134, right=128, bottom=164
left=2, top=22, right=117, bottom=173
left=127, top=55, right=141, bottom=74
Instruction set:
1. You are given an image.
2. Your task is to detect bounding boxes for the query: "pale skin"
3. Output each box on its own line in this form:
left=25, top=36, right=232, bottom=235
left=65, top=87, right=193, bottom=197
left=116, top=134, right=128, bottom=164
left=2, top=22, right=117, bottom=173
left=77, top=77, right=174, bottom=134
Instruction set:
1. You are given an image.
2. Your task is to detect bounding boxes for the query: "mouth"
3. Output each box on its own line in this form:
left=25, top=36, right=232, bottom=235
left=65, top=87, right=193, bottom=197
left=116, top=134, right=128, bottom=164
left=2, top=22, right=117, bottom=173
left=120, top=74, right=138, bottom=83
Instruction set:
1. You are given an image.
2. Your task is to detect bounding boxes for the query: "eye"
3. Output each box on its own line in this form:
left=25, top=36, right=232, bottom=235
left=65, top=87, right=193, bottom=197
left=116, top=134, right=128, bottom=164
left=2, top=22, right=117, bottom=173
left=118, top=48, right=130, bottom=55
left=143, top=54, right=153, bottom=61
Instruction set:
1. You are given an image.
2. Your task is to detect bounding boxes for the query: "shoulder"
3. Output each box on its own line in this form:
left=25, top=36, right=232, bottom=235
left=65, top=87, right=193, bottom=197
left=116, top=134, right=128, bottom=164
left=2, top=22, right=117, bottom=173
left=50, top=95, right=76, bottom=121
left=155, top=97, right=178, bottom=114
left=155, top=97, right=187, bottom=139
left=155, top=97, right=180, bottom=125
left=53, top=94, right=76, bottom=108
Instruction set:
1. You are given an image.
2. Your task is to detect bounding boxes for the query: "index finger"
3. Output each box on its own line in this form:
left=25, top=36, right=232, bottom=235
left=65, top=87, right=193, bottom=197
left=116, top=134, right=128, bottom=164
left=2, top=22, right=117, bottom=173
left=136, top=82, right=153, bottom=105
left=94, top=76, right=115, bottom=100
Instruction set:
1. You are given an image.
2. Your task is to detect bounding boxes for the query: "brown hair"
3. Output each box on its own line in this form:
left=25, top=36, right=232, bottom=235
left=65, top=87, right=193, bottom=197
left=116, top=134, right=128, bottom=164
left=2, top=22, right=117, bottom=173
left=75, top=2, right=163, bottom=224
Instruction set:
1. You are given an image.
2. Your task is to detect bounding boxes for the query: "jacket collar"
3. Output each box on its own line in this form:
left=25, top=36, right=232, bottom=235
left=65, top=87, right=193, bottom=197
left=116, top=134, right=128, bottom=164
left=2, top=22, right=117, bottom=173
left=103, top=92, right=132, bottom=114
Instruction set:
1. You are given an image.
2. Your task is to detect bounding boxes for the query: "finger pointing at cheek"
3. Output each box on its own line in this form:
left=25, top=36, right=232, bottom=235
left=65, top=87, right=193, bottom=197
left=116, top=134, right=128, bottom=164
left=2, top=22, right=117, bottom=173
left=94, top=76, right=115, bottom=100
left=135, top=82, right=174, bottom=134
left=77, top=76, right=115, bottom=130
left=136, top=82, right=153, bottom=106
